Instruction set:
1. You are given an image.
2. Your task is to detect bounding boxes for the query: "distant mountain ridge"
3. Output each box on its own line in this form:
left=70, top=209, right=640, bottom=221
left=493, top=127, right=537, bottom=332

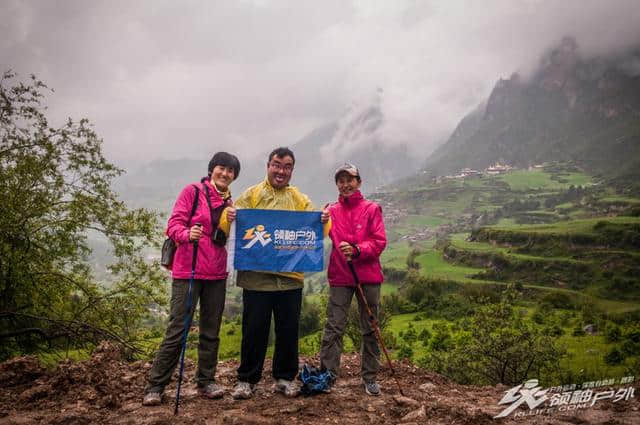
left=422, top=37, right=640, bottom=185
left=116, top=101, right=424, bottom=210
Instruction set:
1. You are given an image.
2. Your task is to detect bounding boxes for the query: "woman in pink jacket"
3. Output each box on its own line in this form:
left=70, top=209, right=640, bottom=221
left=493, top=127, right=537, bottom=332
left=143, top=152, right=240, bottom=406
left=319, top=163, right=387, bottom=396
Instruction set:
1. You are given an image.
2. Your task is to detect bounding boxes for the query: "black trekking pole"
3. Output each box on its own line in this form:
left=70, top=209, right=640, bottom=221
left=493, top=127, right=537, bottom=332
left=347, top=259, right=405, bottom=396
left=174, top=236, right=199, bottom=415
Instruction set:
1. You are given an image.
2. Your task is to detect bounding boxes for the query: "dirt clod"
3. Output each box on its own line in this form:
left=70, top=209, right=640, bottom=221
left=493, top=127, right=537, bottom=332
left=393, top=395, right=420, bottom=408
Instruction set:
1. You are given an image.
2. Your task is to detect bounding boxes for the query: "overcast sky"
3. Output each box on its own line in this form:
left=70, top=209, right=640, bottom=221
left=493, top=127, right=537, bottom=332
left=2, top=0, right=640, bottom=167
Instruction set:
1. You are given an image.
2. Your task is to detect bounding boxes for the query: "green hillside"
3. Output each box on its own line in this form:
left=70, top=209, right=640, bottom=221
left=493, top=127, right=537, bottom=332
left=422, top=38, right=640, bottom=193
left=363, top=163, right=640, bottom=385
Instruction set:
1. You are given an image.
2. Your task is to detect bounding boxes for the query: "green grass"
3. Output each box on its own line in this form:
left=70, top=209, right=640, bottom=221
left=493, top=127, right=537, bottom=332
left=415, top=249, right=486, bottom=282
left=382, top=283, right=399, bottom=296
left=449, top=233, right=588, bottom=264
left=413, top=233, right=639, bottom=313
left=490, top=216, right=640, bottom=234
left=380, top=241, right=412, bottom=269
left=555, top=202, right=574, bottom=210
left=388, top=312, right=438, bottom=359
left=498, top=170, right=563, bottom=191
left=558, top=334, right=627, bottom=379
left=218, top=321, right=243, bottom=359
left=497, top=169, right=593, bottom=191
left=600, top=196, right=640, bottom=205
left=562, top=172, right=594, bottom=187
left=37, top=348, right=90, bottom=367
left=568, top=209, right=591, bottom=219
left=404, top=215, right=446, bottom=227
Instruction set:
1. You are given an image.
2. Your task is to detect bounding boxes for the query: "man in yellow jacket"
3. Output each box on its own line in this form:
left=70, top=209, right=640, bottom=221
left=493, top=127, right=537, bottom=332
left=221, top=147, right=318, bottom=399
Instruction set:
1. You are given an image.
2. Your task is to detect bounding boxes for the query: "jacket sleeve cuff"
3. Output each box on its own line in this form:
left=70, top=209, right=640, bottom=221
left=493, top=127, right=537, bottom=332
left=179, top=228, right=191, bottom=244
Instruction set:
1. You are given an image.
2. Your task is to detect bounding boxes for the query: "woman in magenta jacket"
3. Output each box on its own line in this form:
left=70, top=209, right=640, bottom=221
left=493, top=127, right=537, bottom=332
left=143, top=152, right=240, bottom=406
left=319, top=163, right=387, bottom=396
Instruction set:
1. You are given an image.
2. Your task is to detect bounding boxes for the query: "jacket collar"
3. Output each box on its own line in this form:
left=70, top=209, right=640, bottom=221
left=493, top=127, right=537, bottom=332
left=263, top=176, right=289, bottom=191
left=202, top=177, right=231, bottom=201
left=338, top=190, right=364, bottom=206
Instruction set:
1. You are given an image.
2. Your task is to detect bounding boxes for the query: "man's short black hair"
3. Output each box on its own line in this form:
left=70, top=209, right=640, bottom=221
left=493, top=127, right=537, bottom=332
left=268, top=147, right=295, bottom=165
left=208, top=151, right=241, bottom=180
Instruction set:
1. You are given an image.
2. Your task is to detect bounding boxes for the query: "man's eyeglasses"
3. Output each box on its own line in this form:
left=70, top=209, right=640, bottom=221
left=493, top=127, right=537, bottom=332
left=269, top=162, right=293, bottom=173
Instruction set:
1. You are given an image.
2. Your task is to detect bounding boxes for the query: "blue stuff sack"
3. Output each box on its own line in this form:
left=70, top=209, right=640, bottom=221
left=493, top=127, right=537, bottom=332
left=298, top=364, right=335, bottom=396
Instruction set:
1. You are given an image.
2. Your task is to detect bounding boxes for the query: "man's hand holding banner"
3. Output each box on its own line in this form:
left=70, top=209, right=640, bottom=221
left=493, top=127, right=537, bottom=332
left=227, top=209, right=324, bottom=272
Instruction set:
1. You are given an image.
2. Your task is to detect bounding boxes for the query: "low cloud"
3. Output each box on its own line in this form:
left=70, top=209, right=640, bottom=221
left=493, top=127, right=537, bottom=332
left=2, top=0, right=639, bottom=167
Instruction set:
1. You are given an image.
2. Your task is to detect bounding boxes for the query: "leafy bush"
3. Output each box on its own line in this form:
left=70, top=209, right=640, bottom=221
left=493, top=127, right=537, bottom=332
left=541, top=292, right=575, bottom=309
left=383, top=266, right=408, bottom=282
left=429, top=322, right=452, bottom=352
left=419, top=289, right=564, bottom=386
left=397, top=343, right=414, bottom=360
left=299, top=297, right=324, bottom=336
left=620, top=325, right=640, bottom=356
left=344, top=299, right=390, bottom=350
left=604, top=323, right=622, bottom=343
left=418, top=328, right=431, bottom=343
left=382, top=293, right=415, bottom=314
left=542, top=324, right=564, bottom=337
left=406, top=248, right=422, bottom=270
left=604, top=348, right=625, bottom=365
left=403, top=326, right=417, bottom=344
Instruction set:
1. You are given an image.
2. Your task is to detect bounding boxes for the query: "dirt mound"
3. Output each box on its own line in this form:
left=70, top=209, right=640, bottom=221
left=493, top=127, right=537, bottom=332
left=0, top=345, right=637, bottom=424
left=0, top=356, right=46, bottom=388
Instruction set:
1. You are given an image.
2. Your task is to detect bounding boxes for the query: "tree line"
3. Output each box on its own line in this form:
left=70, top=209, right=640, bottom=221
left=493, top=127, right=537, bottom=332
left=0, top=72, right=166, bottom=360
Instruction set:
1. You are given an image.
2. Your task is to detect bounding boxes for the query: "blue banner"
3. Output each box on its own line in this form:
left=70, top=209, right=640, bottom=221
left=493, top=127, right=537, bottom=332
left=230, top=209, right=323, bottom=272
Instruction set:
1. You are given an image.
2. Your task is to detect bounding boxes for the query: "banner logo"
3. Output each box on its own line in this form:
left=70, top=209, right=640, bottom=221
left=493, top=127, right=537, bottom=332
left=273, top=228, right=317, bottom=250
left=242, top=225, right=272, bottom=249
left=231, top=209, right=323, bottom=272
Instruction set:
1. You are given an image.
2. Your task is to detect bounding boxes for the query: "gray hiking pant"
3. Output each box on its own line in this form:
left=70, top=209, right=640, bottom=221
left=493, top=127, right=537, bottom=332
left=319, top=285, right=381, bottom=383
left=145, top=278, right=225, bottom=394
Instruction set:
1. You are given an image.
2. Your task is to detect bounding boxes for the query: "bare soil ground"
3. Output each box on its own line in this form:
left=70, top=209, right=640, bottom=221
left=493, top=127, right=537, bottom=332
left=0, top=342, right=637, bottom=425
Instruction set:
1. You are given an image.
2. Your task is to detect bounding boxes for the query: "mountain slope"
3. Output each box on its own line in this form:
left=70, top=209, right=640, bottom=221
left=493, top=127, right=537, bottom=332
left=423, top=38, right=640, bottom=187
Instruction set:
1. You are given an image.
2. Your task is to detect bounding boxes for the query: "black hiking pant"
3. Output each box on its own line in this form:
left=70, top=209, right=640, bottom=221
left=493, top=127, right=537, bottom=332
left=237, top=287, right=302, bottom=384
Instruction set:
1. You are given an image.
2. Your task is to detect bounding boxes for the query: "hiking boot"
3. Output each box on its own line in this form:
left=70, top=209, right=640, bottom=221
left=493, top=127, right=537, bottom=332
left=198, top=382, right=224, bottom=399
left=363, top=380, right=381, bottom=396
left=274, top=379, right=300, bottom=397
left=231, top=381, right=254, bottom=400
left=142, top=391, right=162, bottom=406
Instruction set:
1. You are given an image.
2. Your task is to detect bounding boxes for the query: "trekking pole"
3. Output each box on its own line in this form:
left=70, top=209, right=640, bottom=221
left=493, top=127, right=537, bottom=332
left=347, top=259, right=405, bottom=396
left=174, top=235, right=199, bottom=415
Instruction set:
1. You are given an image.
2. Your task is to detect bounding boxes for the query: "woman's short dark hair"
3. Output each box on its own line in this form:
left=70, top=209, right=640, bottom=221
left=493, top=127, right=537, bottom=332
left=208, top=152, right=241, bottom=180
left=268, top=147, right=295, bottom=165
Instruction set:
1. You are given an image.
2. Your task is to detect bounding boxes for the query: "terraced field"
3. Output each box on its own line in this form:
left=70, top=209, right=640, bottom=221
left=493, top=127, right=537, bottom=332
left=369, top=165, right=640, bottom=382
